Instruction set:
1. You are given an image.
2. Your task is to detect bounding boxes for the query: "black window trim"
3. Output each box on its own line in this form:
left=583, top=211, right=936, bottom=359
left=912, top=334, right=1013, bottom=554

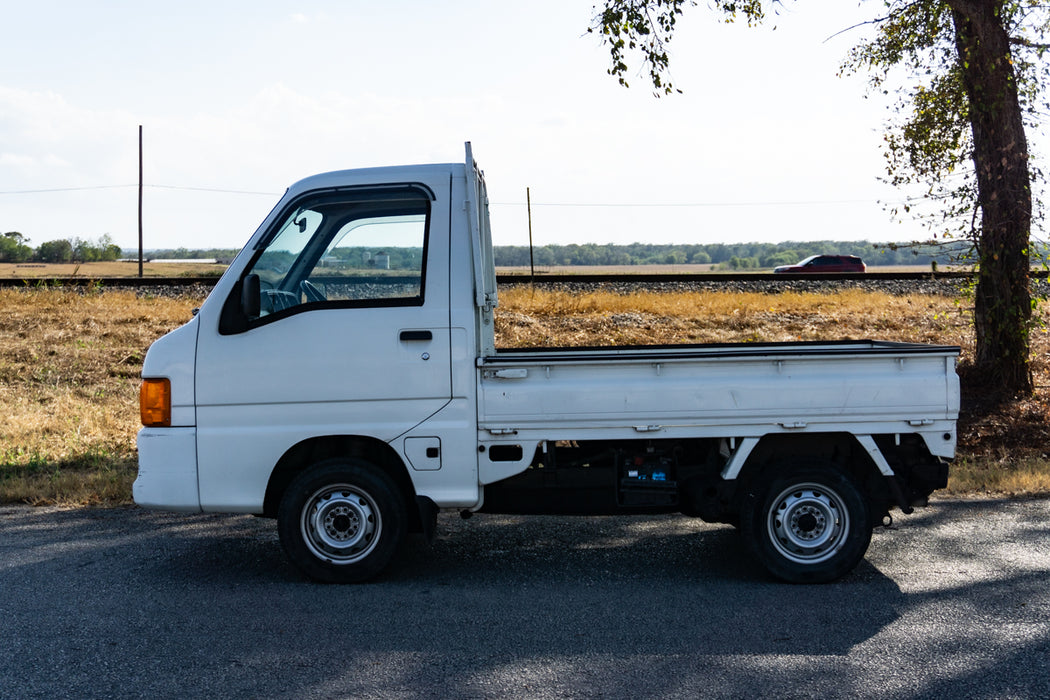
left=219, top=182, right=434, bottom=335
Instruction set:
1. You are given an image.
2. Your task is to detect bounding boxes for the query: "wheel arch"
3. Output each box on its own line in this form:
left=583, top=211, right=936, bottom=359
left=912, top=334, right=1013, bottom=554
left=732, top=432, right=891, bottom=512
left=263, top=434, right=423, bottom=531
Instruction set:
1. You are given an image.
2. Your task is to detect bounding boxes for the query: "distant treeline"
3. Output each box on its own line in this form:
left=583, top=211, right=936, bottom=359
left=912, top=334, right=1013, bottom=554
left=136, top=247, right=423, bottom=269
left=491, top=240, right=984, bottom=269
left=1, top=233, right=123, bottom=264
left=132, top=240, right=977, bottom=269
left=134, top=247, right=242, bottom=261
left=29, top=238, right=1049, bottom=270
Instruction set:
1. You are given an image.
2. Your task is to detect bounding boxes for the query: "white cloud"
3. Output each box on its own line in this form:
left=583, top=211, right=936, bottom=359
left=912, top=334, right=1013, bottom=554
left=0, top=86, right=140, bottom=186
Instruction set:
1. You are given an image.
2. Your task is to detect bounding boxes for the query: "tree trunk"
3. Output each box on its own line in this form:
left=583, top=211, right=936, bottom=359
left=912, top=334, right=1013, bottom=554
left=950, top=1, right=1033, bottom=397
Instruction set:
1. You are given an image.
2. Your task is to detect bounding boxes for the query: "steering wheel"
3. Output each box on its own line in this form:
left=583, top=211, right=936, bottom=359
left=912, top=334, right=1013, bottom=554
left=300, top=279, right=327, bottom=303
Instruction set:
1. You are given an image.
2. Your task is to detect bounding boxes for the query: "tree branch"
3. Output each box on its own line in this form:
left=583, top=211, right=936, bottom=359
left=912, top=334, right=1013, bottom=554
left=824, top=17, right=889, bottom=44
left=1010, top=36, right=1050, bottom=49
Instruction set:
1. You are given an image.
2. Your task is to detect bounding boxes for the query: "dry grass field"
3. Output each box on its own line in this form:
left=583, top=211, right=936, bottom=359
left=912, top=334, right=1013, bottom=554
left=0, top=285, right=1047, bottom=505
left=496, top=286, right=966, bottom=347
left=0, top=260, right=227, bottom=279
left=0, top=288, right=200, bottom=504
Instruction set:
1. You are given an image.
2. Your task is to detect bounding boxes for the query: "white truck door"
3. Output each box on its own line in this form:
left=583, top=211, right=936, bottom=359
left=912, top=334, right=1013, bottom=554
left=193, top=179, right=452, bottom=510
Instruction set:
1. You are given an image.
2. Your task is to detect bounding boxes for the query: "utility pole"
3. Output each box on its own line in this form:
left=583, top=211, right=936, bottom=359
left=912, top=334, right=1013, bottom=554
left=527, top=187, right=535, bottom=283
left=138, top=125, right=144, bottom=278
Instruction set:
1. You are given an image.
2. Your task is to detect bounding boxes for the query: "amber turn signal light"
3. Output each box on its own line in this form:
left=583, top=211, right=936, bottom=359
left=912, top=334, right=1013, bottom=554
left=140, top=378, right=171, bottom=427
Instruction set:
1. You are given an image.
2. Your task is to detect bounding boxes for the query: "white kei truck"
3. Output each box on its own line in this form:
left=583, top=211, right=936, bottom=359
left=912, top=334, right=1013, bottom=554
left=135, top=144, right=960, bottom=584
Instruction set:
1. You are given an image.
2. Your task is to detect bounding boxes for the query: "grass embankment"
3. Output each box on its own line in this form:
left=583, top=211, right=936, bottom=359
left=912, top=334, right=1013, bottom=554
left=1, top=286, right=1047, bottom=506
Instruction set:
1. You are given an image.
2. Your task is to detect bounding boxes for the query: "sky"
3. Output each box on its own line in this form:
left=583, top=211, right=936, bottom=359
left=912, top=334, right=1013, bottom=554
left=1, top=1, right=1038, bottom=252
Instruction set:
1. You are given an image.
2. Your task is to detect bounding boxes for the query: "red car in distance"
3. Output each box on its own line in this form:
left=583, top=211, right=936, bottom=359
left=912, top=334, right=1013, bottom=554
left=773, top=254, right=866, bottom=274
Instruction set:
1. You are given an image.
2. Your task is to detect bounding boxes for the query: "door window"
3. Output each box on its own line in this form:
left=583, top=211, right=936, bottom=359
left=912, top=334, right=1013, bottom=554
left=242, top=187, right=431, bottom=321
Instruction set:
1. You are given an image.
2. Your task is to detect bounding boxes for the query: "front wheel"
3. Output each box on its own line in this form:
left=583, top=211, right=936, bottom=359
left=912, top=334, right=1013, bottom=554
left=741, top=464, right=872, bottom=583
left=278, top=459, right=406, bottom=583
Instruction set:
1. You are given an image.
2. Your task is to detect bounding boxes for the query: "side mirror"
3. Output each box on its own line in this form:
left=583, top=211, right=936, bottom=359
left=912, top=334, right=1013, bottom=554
left=241, top=274, right=261, bottom=318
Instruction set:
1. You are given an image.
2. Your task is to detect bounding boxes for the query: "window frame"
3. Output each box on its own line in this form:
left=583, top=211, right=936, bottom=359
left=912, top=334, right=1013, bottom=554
left=219, top=183, right=435, bottom=335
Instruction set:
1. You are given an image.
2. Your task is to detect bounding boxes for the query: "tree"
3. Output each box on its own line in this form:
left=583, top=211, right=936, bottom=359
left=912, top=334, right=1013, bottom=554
left=0, top=232, right=33, bottom=262
left=71, top=234, right=123, bottom=262
left=36, top=239, right=74, bottom=263
left=72, top=237, right=100, bottom=263
left=591, top=0, right=1049, bottom=398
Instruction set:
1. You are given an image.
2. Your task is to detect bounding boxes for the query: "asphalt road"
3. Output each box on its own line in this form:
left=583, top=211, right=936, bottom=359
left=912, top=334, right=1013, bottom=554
left=2, top=498, right=1048, bottom=699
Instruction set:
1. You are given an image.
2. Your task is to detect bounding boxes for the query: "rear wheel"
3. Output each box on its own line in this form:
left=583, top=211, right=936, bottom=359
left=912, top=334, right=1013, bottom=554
left=278, top=459, right=406, bottom=583
left=742, top=464, right=872, bottom=583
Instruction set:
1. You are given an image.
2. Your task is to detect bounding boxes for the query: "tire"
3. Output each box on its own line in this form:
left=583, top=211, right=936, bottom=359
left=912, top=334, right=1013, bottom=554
left=741, top=463, right=872, bottom=584
left=278, top=459, right=406, bottom=583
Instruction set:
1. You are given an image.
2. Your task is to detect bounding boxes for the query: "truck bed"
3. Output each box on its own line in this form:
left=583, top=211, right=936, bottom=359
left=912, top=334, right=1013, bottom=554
left=478, top=339, right=960, bottom=451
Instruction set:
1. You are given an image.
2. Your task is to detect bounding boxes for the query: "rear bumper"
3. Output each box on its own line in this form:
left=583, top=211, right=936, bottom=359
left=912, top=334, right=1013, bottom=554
left=134, top=427, right=201, bottom=512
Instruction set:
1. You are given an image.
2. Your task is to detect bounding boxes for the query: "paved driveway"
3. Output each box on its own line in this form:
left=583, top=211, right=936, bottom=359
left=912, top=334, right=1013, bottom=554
left=1, top=498, right=1048, bottom=698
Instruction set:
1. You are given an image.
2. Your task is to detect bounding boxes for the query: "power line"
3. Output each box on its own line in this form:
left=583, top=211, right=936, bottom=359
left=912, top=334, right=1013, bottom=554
left=0, top=183, right=279, bottom=196
left=0, top=184, right=137, bottom=195
left=147, top=184, right=279, bottom=196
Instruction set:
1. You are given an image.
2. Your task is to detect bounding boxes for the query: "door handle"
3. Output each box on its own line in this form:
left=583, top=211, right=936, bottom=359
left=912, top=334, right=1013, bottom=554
left=400, top=330, right=433, bottom=341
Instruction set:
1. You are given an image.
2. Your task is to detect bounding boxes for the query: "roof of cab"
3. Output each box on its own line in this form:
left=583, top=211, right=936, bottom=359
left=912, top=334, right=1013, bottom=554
left=286, top=163, right=463, bottom=199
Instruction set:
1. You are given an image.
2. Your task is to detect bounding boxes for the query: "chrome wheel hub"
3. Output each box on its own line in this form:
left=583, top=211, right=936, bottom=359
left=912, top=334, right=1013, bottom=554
left=301, top=484, right=380, bottom=564
left=767, top=482, right=848, bottom=564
